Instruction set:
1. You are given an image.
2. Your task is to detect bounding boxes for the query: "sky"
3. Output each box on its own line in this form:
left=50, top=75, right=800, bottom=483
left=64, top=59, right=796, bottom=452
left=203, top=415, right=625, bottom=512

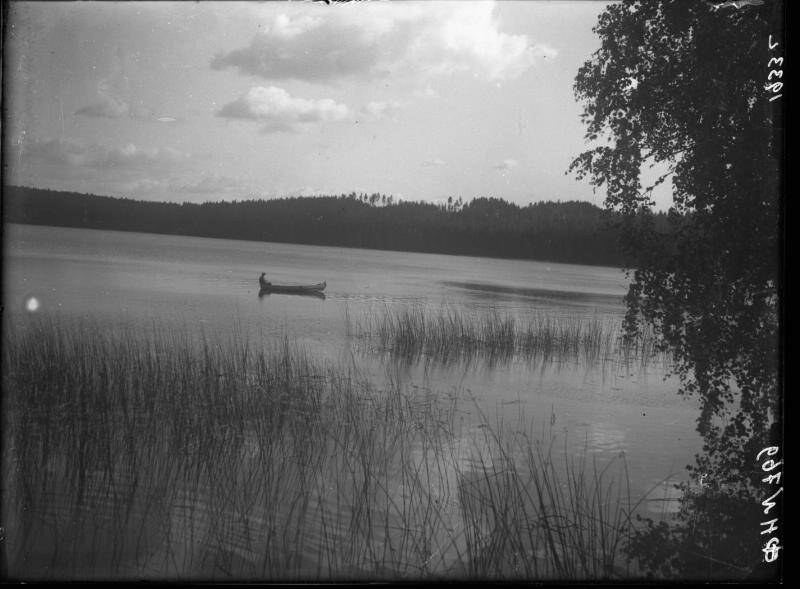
left=5, top=0, right=670, bottom=209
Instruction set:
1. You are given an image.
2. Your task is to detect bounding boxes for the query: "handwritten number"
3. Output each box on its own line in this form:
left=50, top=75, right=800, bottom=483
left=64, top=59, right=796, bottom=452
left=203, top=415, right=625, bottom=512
left=760, top=518, right=779, bottom=535
left=766, top=36, right=783, bottom=102
left=757, top=446, right=779, bottom=461
left=763, top=537, right=782, bottom=563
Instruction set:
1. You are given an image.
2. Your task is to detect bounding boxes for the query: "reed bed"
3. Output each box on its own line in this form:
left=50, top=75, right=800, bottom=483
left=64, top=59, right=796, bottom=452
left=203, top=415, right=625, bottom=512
left=348, top=306, right=667, bottom=368
left=3, top=317, right=644, bottom=581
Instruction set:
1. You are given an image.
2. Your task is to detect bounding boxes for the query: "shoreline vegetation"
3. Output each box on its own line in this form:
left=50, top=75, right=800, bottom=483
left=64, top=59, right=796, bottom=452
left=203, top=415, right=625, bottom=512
left=2, top=184, right=647, bottom=267
left=3, top=316, right=672, bottom=581
left=347, top=306, right=668, bottom=369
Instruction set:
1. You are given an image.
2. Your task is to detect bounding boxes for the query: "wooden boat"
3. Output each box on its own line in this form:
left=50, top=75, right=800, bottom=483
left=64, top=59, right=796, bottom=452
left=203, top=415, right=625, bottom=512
left=259, top=281, right=326, bottom=297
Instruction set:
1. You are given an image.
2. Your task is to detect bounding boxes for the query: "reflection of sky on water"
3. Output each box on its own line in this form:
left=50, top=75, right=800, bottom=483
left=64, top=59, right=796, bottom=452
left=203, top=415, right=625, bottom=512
left=444, top=280, right=626, bottom=317
left=578, top=421, right=627, bottom=453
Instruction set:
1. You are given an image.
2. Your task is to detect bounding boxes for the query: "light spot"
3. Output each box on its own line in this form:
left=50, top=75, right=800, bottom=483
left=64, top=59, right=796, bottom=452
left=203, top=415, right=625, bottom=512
left=25, top=296, right=40, bottom=312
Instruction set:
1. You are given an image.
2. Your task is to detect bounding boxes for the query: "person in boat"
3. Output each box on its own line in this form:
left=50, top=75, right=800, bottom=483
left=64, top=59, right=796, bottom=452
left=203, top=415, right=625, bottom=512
left=259, top=272, right=271, bottom=289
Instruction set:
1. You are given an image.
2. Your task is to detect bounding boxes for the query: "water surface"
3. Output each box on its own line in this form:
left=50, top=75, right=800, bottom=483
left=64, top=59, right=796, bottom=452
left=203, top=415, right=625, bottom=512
left=3, top=223, right=701, bottom=579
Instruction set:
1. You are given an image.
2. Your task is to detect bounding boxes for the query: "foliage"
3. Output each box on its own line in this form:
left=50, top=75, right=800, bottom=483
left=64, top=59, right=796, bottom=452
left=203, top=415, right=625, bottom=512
left=570, top=0, right=783, bottom=580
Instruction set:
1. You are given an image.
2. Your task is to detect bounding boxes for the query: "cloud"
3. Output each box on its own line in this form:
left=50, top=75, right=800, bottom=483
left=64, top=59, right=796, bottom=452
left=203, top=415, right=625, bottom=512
left=360, top=100, right=403, bottom=120
left=421, top=158, right=446, bottom=167
left=117, top=178, right=169, bottom=194
left=75, top=46, right=178, bottom=122
left=494, top=159, right=519, bottom=172
left=23, top=137, right=91, bottom=167
left=212, top=2, right=553, bottom=84
left=211, top=11, right=393, bottom=83
left=431, top=3, right=549, bottom=80
left=533, top=43, right=558, bottom=61
left=76, top=94, right=175, bottom=123
left=102, top=144, right=189, bottom=169
left=75, top=95, right=131, bottom=119
left=216, top=86, right=350, bottom=133
left=279, top=185, right=332, bottom=198
left=75, top=46, right=132, bottom=119
left=171, top=174, right=245, bottom=195
left=413, top=85, right=439, bottom=99
left=23, top=137, right=190, bottom=171
left=11, top=138, right=195, bottom=199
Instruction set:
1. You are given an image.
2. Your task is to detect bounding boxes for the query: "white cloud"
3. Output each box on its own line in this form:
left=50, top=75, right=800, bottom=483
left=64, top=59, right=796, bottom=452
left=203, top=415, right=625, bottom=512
left=217, top=86, right=350, bottom=133
left=421, top=158, right=446, bottom=167
left=360, top=100, right=403, bottom=120
left=276, top=185, right=333, bottom=198
left=431, top=2, right=540, bottom=80
left=494, top=159, right=519, bottom=172
left=212, top=2, right=553, bottom=84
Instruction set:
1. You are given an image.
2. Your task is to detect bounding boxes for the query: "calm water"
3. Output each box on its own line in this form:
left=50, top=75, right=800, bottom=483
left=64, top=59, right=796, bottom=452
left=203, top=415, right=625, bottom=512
left=3, top=223, right=701, bottom=578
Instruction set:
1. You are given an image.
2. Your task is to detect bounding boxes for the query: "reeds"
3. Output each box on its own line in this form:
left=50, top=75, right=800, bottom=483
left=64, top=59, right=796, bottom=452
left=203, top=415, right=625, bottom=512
left=3, top=317, right=644, bottom=581
left=348, top=306, right=667, bottom=368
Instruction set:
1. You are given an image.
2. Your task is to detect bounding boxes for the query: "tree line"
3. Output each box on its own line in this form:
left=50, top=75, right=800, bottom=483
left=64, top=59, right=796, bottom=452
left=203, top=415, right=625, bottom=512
left=2, top=185, right=641, bottom=266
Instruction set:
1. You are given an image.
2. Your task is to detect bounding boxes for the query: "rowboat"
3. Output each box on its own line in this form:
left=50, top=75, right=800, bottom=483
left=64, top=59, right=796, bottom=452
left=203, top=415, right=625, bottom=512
left=258, top=281, right=326, bottom=298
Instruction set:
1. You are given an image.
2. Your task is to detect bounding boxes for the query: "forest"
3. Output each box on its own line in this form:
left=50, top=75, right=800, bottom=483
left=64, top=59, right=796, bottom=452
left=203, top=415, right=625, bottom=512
left=2, top=185, right=637, bottom=266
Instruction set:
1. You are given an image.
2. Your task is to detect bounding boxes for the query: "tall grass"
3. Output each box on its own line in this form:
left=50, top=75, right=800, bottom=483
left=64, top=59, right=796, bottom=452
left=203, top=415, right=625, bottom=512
left=348, top=306, right=666, bottom=368
left=3, top=317, right=645, bottom=581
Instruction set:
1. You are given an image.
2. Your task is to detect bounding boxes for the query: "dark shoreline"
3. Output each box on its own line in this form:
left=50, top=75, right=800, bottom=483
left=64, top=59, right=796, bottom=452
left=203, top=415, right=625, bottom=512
left=2, top=185, right=629, bottom=268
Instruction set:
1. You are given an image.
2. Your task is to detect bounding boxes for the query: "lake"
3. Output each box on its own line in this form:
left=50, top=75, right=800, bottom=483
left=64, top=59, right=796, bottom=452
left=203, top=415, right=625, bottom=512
left=3, top=223, right=702, bottom=579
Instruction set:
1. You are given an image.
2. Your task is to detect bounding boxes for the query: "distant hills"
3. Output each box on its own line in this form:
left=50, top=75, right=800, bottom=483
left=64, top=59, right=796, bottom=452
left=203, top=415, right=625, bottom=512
left=3, top=185, right=627, bottom=266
